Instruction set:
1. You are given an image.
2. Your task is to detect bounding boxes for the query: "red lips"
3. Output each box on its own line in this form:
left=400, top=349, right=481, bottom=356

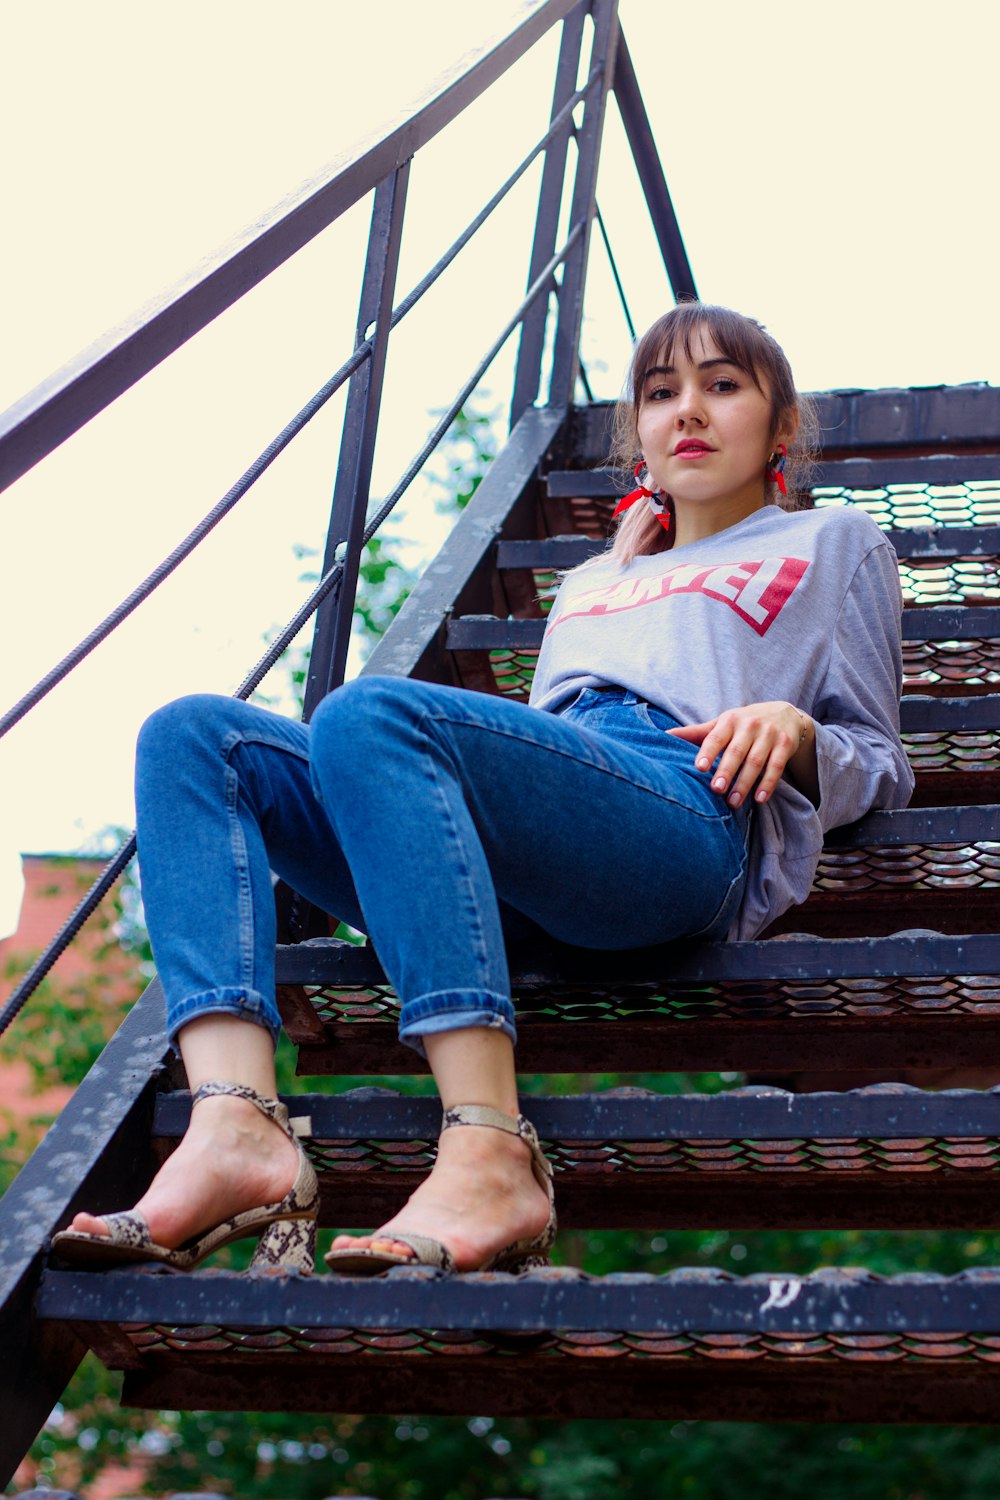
left=674, top=439, right=714, bottom=455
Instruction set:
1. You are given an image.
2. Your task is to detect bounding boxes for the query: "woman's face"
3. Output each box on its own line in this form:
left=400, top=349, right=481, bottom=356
left=635, top=325, right=790, bottom=528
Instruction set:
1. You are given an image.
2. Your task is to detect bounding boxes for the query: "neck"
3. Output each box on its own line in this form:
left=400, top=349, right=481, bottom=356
left=670, top=491, right=769, bottom=548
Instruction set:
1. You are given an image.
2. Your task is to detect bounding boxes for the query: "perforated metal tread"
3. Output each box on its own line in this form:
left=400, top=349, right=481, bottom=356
left=39, top=1265, right=1000, bottom=1422
left=275, top=929, right=1000, bottom=1075
left=146, top=1085, right=1000, bottom=1230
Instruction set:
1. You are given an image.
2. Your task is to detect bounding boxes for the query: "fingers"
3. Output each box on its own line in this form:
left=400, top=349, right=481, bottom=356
left=692, top=706, right=798, bottom=808
left=666, top=720, right=713, bottom=743
left=748, top=737, right=798, bottom=806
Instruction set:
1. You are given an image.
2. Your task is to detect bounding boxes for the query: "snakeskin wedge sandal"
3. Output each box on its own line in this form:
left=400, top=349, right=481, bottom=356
left=50, top=1081, right=318, bottom=1274
left=324, top=1103, right=556, bottom=1276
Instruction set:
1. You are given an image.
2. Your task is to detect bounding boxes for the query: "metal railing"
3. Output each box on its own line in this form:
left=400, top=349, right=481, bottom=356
left=0, top=0, right=695, bottom=1034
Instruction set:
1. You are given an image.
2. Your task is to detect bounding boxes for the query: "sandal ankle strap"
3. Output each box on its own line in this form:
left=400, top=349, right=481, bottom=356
left=441, top=1103, right=553, bottom=1180
left=191, top=1081, right=312, bottom=1140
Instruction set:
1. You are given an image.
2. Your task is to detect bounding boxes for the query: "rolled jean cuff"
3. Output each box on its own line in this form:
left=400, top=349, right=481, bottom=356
left=166, top=987, right=282, bottom=1049
left=398, top=988, right=517, bottom=1058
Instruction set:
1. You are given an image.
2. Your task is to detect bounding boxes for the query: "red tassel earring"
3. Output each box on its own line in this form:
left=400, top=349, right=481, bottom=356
left=612, top=462, right=672, bottom=535
left=766, top=444, right=788, bottom=496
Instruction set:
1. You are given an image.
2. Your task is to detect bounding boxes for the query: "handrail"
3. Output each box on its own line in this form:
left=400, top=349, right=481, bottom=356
left=0, top=0, right=580, bottom=494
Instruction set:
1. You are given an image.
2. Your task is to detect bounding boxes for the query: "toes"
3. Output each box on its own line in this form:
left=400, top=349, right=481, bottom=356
left=329, top=1232, right=414, bottom=1260
left=70, top=1212, right=110, bottom=1237
left=369, top=1237, right=415, bottom=1259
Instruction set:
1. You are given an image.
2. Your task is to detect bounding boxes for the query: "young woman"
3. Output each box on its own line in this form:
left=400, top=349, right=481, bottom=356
left=53, top=303, right=913, bottom=1276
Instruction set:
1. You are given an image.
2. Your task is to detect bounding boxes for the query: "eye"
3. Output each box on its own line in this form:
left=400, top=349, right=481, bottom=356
left=645, top=383, right=675, bottom=402
left=711, top=376, right=740, bottom=393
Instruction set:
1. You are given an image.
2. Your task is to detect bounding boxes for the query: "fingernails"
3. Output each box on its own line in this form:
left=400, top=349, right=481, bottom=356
left=713, top=776, right=726, bottom=790
left=696, top=757, right=709, bottom=770
left=728, top=792, right=741, bottom=808
left=755, top=790, right=768, bottom=803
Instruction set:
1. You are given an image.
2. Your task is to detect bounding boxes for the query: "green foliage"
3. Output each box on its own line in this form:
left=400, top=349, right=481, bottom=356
left=29, top=1399, right=1000, bottom=1499
left=0, top=894, right=140, bottom=1097
left=428, top=403, right=500, bottom=513
left=0, top=1121, right=21, bottom=1195
left=252, top=399, right=500, bottom=721
left=354, top=533, right=418, bottom=649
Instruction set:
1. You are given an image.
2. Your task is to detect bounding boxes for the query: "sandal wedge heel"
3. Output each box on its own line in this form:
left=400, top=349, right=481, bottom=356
left=50, top=1081, right=319, bottom=1274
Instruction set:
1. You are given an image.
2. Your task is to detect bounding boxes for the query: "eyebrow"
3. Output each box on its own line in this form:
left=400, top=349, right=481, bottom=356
left=643, top=357, right=742, bottom=381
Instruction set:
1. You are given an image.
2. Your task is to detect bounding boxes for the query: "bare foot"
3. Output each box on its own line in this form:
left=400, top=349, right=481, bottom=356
left=329, top=1121, right=552, bottom=1270
left=68, top=1094, right=301, bottom=1249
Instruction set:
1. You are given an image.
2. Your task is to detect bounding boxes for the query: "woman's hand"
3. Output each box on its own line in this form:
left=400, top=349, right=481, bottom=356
left=668, top=701, right=819, bottom=808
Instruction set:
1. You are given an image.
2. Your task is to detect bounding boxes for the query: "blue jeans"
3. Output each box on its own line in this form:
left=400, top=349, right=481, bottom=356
left=134, top=677, right=750, bottom=1055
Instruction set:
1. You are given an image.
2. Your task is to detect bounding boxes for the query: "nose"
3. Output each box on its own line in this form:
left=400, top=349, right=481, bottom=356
left=675, top=382, right=706, bottom=427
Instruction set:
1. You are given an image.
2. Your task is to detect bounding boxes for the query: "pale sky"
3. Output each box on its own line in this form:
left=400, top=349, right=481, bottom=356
left=2, top=0, right=998, bottom=936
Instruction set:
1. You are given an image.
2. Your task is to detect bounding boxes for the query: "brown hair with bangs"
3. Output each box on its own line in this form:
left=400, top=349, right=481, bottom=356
left=558, top=303, right=818, bottom=581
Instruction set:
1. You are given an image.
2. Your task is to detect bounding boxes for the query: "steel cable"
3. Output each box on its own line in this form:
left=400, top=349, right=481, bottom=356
left=595, top=201, right=637, bottom=342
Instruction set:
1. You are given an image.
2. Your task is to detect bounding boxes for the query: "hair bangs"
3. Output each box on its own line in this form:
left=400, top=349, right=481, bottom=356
left=632, top=305, right=766, bottom=404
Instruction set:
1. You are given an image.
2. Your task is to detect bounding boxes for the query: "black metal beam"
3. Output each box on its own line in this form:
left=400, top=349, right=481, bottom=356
left=0, top=983, right=169, bottom=1489
left=823, top=802, right=1000, bottom=847
left=499, top=523, right=1000, bottom=570
left=277, top=931, right=1000, bottom=989
left=303, top=164, right=410, bottom=714
left=445, top=614, right=1000, bottom=651
left=36, top=1264, right=1000, bottom=1336
left=361, top=405, right=567, bottom=681
left=901, top=694, right=1000, bottom=731
left=548, top=0, right=620, bottom=407
left=568, top=388, right=1000, bottom=466
left=545, top=455, right=1000, bottom=499
left=510, top=3, right=588, bottom=426
left=152, top=1084, right=1000, bottom=1144
left=611, top=28, right=698, bottom=302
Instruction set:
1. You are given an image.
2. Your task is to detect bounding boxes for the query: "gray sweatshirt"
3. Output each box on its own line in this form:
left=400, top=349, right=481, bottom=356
left=528, top=502, right=915, bottom=938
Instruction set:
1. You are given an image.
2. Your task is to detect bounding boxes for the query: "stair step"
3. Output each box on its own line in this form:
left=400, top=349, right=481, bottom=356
left=499, top=529, right=1000, bottom=621
left=545, top=456, right=1000, bottom=499
left=39, top=1265, right=1000, bottom=1422
left=276, top=932, right=1000, bottom=1075
left=500, top=523, right=1000, bottom=568
left=449, top=616, right=1000, bottom=720
left=449, top=612, right=1000, bottom=647
left=541, top=468, right=1000, bottom=538
left=276, top=931, right=1000, bottom=988
left=151, top=1086, right=1000, bottom=1230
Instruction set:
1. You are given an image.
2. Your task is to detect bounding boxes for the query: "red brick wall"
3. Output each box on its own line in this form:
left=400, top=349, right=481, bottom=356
left=0, top=855, right=143, bottom=1131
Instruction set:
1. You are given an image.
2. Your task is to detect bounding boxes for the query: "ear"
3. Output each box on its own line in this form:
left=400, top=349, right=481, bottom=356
left=775, top=408, right=799, bottom=451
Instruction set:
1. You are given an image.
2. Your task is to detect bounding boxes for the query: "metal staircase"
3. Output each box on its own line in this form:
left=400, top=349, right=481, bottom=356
left=3, top=0, right=1000, bottom=1481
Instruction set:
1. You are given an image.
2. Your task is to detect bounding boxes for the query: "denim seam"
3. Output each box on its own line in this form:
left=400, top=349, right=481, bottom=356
left=219, top=726, right=313, bottom=763
left=686, top=811, right=752, bottom=940
left=415, top=707, right=504, bottom=989
left=168, top=987, right=279, bottom=1047
left=685, top=855, right=747, bottom=941
left=218, top=726, right=317, bottom=1008
left=400, top=988, right=514, bottom=1018
left=222, top=761, right=256, bottom=993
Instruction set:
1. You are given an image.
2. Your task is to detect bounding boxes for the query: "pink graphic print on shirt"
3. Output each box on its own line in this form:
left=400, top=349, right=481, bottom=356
left=549, top=556, right=809, bottom=639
